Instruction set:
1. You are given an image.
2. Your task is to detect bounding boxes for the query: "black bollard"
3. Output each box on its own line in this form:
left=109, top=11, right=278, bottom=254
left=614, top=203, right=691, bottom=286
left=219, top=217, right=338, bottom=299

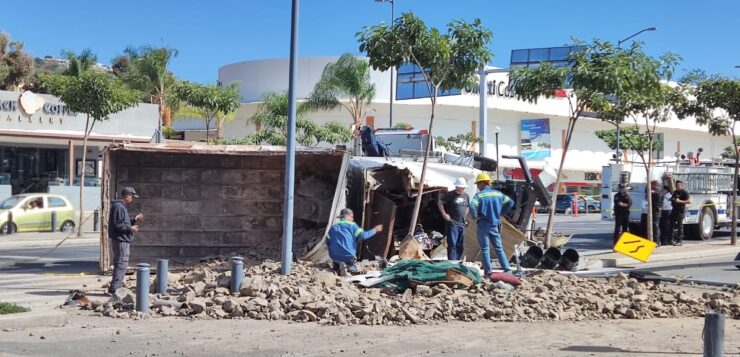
left=93, top=209, right=100, bottom=232
left=51, top=211, right=58, bottom=232
left=703, top=311, right=725, bottom=357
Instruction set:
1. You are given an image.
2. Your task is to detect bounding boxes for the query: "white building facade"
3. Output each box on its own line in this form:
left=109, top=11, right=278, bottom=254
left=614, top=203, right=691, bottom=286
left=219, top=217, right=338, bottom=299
left=0, top=90, right=159, bottom=208
left=218, top=57, right=729, bottom=195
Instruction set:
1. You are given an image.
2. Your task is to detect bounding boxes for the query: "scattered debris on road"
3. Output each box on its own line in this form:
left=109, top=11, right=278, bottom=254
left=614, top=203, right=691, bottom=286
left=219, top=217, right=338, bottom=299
left=69, top=259, right=740, bottom=325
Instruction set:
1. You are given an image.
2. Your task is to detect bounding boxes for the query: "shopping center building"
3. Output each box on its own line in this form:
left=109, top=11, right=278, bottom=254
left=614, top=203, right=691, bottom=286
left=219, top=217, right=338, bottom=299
left=0, top=90, right=158, bottom=208
left=217, top=51, right=729, bottom=195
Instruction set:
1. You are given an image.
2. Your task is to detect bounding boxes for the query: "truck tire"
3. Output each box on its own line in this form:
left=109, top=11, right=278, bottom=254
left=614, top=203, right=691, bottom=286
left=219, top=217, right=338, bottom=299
left=695, top=206, right=715, bottom=240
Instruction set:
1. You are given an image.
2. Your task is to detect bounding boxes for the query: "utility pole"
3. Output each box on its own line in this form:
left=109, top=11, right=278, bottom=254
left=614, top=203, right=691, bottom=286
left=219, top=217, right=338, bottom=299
left=281, top=0, right=299, bottom=275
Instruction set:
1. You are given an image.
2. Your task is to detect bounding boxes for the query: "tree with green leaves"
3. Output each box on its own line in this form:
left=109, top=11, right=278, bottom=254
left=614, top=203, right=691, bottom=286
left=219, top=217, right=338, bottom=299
left=304, top=53, right=375, bottom=151
left=41, top=71, right=139, bottom=236
left=358, top=13, right=492, bottom=236
left=114, top=46, right=179, bottom=128
left=0, top=32, right=34, bottom=91
left=61, top=49, right=98, bottom=77
left=679, top=77, right=740, bottom=245
left=510, top=40, right=678, bottom=246
left=595, top=126, right=664, bottom=156
left=173, top=81, right=241, bottom=143
left=233, top=92, right=352, bottom=146
left=721, top=138, right=740, bottom=160
left=436, top=132, right=479, bottom=154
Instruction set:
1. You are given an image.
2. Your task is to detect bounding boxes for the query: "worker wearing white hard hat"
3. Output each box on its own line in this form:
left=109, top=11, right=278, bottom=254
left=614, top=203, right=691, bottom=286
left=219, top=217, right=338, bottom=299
left=437, top=177, right=470, bottom=260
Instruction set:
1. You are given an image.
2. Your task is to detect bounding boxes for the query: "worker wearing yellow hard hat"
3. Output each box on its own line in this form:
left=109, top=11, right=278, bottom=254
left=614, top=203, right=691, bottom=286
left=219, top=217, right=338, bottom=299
left=475, top=172, right=492, bottom=184
left=470, top=172, right=514, bottom=276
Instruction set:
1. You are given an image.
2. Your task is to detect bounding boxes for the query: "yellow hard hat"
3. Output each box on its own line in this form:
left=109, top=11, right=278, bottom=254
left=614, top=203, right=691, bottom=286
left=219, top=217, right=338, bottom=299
left=475, top=172, right=492, bottom=183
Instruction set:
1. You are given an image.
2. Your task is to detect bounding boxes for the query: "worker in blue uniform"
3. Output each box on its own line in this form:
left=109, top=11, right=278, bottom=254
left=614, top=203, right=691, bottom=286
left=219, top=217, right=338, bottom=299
left=470, top=173, right=514, bottom=276
left=326, top=208, right=383, bottom=276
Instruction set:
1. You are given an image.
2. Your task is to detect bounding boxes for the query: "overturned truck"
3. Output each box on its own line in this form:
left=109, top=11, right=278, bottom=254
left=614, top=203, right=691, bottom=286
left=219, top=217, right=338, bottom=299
left=100, top=143, right=347, bottom=271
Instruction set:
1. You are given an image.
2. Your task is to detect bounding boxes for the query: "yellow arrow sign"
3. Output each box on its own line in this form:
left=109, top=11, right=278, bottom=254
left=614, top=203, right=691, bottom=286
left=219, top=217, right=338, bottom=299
left=614, top=232, right=656, bottom=263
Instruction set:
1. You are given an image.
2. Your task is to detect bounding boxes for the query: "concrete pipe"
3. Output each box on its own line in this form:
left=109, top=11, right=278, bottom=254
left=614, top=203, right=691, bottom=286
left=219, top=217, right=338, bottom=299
left=559, top=248, right=580, bottom=271
left=520, top=246, right=544, bottom=269
left=540, top=247, right=562, bottom=270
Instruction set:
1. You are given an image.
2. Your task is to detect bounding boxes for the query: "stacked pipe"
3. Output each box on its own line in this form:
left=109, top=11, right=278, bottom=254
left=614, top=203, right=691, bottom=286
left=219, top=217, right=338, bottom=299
left=515, top=246, right=580, bottom=271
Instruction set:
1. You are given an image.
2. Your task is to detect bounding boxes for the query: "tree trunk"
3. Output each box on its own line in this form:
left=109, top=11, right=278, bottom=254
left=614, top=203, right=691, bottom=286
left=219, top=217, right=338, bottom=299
left=205, top=118, right=210, bottom=144
left=732, top=133, right=738, bottom=246
left=645, top=137, right=654, bottom=243
left=544, top=118, right=577, bottom=247
left=77, top=115, right=91, bottom=237
left=407, top=88, right=438, bottom=238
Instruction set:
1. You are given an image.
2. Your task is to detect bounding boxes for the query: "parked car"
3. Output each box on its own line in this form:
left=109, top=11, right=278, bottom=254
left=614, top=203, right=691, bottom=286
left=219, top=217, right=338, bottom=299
left=0, top=194, right=76, bottom=234
left=554, top=194, right=600, bottom=214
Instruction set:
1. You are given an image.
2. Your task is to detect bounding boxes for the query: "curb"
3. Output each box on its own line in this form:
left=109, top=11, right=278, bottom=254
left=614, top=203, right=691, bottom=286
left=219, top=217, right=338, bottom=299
left=0, top=310, right=67, bottom=330
left=585, top=247, right=739, bottom=269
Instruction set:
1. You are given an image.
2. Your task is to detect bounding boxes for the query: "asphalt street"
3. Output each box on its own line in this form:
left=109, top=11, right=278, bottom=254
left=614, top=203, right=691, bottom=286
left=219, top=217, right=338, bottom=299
left=0, top=233, right=99, bottom=274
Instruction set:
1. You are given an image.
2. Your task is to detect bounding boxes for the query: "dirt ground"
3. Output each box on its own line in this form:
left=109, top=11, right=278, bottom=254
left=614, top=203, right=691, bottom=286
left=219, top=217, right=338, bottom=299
left=0, top=312, right=738, bottom=357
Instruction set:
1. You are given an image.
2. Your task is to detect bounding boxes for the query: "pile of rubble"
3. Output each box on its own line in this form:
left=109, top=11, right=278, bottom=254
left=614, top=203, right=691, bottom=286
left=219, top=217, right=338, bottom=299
left=81, top=260, right=740, bottom=325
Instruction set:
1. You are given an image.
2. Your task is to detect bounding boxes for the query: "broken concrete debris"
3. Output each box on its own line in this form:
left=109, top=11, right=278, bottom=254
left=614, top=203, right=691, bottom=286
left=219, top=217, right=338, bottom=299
left=76, top=259, right=740, bottom=325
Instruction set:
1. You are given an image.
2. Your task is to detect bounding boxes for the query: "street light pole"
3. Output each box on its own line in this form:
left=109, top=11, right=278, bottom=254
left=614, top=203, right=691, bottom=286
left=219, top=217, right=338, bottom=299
left=375, top=0, right=395, bottom=127
left=281, top=0, right=299, bottom=275
left=615, top=27, right=657, bottom=164
left=494, top=127, right=501, bottom=181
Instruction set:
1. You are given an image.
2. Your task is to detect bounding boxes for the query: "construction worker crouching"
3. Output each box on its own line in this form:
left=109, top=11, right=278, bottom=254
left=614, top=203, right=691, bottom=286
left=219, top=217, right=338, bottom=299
left=326, top=208, right=383, bottom=276
left=470, top=173, right=514, bottom=276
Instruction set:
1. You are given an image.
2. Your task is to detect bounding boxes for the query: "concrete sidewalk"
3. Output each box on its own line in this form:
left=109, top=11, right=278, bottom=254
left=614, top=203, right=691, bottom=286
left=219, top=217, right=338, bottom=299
left=585, top=240, right=740, bottom=269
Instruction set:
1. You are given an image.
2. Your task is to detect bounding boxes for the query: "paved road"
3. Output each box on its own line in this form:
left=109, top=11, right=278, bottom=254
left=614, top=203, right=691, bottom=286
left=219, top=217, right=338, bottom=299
left=0, top=232, right=99, bottom=274
left=538, top=213, right=737, bottom=252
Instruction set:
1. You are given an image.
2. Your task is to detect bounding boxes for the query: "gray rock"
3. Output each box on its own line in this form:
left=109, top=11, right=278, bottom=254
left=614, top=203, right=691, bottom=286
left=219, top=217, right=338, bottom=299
left=189, top=299, right=206, bottom=314
left=193, top=281, right=207, bottom=296
left=239, top=276, right=266, bottom=297
left=416, top=285, right=433, bottom=297
left=312, top=271, right=337, bottom=287
left=114, top=288, right=135, bottom=305
left=222, top=300, right=235, bottom=313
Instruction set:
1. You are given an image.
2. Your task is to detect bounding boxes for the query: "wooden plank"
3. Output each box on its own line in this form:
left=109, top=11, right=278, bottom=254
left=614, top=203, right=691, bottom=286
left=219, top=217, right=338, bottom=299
left=360, top=193, right=396, bottom=260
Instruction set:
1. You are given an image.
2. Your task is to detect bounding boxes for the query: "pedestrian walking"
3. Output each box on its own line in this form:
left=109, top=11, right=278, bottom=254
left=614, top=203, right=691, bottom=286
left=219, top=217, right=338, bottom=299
left=613, top=184, right=632, bottom=246
left=670, top=180, right=691, bottom=246
left=649, top=180, right=663, bottom=246
left=659, top=185, right=673, bottom=246
left=437, top=177, right=470, bottom=260
left=326, top=208, right=382, bottom=276
left=470, top=173, right=514, bottom=275
left=107, top=187, right=143, bottom=295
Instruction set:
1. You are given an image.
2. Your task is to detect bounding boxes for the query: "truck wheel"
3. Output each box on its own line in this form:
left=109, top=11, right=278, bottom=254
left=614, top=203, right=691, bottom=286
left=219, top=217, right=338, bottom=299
left=695, top=206, right=715, bottom=240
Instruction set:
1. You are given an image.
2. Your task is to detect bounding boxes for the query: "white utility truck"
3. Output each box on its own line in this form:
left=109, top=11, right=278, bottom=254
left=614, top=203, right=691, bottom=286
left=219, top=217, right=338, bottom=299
left=600, top=160, right=737, bottom=240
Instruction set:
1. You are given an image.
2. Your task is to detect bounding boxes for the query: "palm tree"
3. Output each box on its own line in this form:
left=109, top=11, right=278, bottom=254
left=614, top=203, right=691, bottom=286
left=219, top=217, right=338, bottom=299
left=245, top=92, right=352, bottom=146
left=61, top=49, right=97, bottom=77
left=304, top=54, right=376, bottom=149
left=116, top=46, right=179, bottom=128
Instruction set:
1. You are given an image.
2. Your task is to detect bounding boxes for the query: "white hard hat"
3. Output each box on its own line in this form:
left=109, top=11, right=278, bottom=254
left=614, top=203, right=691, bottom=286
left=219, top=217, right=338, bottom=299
left=453, top=177, right=467, bottom=188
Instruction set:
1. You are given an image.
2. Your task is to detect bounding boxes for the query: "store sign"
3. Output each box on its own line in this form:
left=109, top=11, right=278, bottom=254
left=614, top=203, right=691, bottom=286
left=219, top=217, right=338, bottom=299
left=0, top=91, right=76, bottom=118
left=520, top=119, right=551, bottom=160
left=585, top=172, right=601, bottom=181
left=466, top=79, right=516, bottom=98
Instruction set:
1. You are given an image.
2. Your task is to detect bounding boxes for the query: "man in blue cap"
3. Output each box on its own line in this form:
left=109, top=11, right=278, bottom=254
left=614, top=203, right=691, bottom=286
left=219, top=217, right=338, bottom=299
left=326, top=208, right=383, bottom=276
left=107, top=187, right=143, bottom=295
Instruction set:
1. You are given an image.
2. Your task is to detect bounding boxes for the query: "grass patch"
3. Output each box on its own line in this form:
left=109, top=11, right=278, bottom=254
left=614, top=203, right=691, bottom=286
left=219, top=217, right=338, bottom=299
left=0, top=301, right=30, bottom=315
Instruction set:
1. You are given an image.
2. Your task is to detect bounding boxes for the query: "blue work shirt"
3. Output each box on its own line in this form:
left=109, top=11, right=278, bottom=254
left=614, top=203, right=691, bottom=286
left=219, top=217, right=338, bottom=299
left=326, top=220, right=377, bottom=263
left=470, top=186, right=514, bottom=228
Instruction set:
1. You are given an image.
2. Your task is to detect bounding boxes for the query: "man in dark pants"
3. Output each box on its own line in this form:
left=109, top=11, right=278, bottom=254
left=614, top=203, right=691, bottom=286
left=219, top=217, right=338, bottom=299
left=670, top=180, right=691, bottom=246
left=659, top=185, right=674, bottom=246
left=437, top=177, right=470, bottom=260
left=613, top=184, right=632, bottom=246
left=649, top=180, right=663, bottom=246
left=108, top=187, right=143, bottom=295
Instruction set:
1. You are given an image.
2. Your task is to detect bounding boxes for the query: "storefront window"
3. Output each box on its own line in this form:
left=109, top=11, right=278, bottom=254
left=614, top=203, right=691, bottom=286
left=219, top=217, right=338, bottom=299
left=0, top=146, right=69, bottom=194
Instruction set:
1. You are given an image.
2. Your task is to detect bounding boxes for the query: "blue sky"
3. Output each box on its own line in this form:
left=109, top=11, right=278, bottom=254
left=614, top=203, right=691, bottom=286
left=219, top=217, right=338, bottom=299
left=1, top=0, right=738, bottom=83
